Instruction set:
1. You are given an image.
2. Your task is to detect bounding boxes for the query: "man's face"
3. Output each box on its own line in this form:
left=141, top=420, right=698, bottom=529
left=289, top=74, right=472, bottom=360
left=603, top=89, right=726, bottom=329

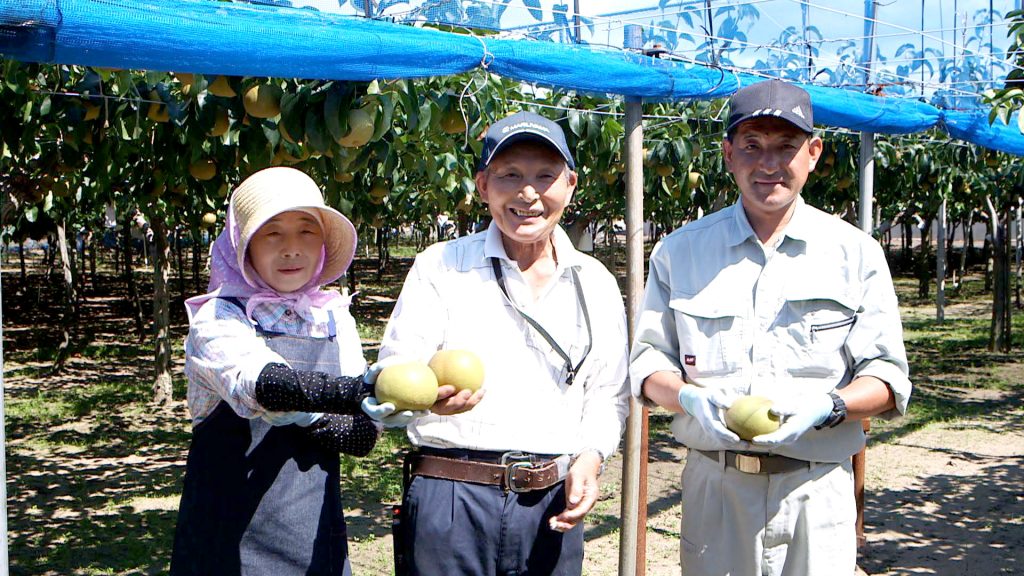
left=475, top=141, right=577, bottom=252
left=723, top=116, right=823, bottom=223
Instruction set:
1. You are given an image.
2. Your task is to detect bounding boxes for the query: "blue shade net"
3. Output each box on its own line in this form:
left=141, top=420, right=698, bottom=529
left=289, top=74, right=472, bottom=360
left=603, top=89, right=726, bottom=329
left=0, top=0, right=1022, bottom=154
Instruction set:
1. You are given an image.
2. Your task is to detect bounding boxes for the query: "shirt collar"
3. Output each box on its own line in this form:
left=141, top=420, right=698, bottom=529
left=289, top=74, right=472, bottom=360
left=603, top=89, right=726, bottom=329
left=728, top=195, right=810, bottom=247
left=481, top=221, right=585, bottom=270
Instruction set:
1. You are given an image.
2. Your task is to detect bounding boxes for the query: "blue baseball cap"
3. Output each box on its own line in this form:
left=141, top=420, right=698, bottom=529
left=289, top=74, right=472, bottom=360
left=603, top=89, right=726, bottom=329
left=478, top=111, right=576, bottom=172
left=727, top=79, right=814, bottom=136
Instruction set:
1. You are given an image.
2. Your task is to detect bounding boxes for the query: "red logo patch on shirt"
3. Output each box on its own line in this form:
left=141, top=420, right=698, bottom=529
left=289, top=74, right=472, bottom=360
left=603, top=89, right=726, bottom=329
left=684, top=355, right=696, bottom=366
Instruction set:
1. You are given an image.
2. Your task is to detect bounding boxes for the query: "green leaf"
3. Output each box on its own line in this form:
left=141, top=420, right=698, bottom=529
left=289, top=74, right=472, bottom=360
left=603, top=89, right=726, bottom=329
left=324, top=83, right=350, bottom=144
left=280, top=87, right=308, bottom=144
left=306, top=107, right=329, bottom=153
left=39, top=96, right=51, bottom=116
left=371, top=94, right=394, bottom=143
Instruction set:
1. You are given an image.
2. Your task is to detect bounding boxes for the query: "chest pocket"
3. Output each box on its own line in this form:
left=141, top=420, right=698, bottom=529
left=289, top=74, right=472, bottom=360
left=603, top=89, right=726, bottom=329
left=778, top=283, right=858, bottom=377
left=668, top=290, right=744, bottom=377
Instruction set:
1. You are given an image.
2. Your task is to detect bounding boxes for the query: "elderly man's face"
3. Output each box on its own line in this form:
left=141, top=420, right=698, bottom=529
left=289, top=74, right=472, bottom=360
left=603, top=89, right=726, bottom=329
left=475, top=141, right=576, bottom=256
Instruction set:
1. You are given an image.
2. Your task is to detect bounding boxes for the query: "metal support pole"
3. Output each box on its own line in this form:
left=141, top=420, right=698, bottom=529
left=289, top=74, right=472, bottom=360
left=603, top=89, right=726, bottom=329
left=937, top=194, right=947, bottom=322
left=619, top=93, right=646, bottom=576
left=858, top=133, right=875, bottom=235
left=619, top=23, right=646, bottom=576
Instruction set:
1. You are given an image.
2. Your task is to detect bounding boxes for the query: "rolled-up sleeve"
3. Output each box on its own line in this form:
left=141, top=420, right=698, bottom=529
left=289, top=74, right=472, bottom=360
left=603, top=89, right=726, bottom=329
left=629, top=241, right=684, bottom=404
left=578, top=277, right=630, bottom=459
left=846, top=243, right=911, bottom=417
left=184, top=299, right=288, bottom=421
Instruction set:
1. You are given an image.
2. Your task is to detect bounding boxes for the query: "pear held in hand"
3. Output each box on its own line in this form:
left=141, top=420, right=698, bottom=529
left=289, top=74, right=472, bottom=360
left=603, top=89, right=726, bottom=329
left=428, top=350, right=485, bottom=393
left=725, top=395, right=781, bottom=440
left=375, top=362, right=439, bottom=411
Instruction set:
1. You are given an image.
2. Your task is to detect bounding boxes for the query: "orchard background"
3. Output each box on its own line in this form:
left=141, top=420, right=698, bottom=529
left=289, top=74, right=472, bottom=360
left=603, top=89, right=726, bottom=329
left=2, top=22, right=1024, bottom=572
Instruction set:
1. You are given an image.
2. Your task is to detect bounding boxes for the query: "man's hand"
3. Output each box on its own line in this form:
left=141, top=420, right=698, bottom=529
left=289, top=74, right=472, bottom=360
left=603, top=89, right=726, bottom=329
left=751, top=392, right=833, bottom=447
left=430, top=385, right=485, bottom=416
left=360, top=397, right=428, bottom=428
left=677, top=385, right=740, bottom=444
left=548, top=450, right=602, bottom=533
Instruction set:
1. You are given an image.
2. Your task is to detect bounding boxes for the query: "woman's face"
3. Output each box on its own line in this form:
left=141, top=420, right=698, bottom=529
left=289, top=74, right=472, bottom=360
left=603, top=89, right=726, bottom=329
left=247, top=210, right=324, bottom=293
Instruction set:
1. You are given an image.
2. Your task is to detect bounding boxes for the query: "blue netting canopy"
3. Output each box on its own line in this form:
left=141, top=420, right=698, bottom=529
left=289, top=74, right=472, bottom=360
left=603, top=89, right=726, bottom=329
left=1, top=0, right=1023, bottom=153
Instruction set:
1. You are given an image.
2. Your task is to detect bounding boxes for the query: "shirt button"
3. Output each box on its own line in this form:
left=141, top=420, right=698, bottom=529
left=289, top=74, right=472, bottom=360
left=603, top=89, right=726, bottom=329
left=284, top=309, right=293, bottom=316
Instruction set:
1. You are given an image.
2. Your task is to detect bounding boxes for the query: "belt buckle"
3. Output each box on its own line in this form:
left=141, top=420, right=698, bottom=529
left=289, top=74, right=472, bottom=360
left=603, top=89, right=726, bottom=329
left=503, top=461, right=533, bottom=493
left=500, top=451, right=533, bottom=465
left=735, top=453, right=762, bottom=474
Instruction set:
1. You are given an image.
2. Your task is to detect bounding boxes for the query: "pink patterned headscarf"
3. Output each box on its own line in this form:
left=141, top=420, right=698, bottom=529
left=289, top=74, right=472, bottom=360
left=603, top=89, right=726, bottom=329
left=184, top=200, right=349, bottom=322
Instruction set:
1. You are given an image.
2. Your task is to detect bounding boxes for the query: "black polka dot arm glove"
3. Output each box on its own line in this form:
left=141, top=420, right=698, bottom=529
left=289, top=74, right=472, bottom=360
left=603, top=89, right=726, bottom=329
left=254, top=363, right=374, bottom=414
left=301, top=413, right=381, bottom=457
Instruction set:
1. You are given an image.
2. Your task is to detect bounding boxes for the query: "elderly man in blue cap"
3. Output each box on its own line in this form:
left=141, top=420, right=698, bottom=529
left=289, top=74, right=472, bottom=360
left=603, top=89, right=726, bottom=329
left=631, top=79, right=912, bottom=575
left=378, top=111, right=630, bottom=575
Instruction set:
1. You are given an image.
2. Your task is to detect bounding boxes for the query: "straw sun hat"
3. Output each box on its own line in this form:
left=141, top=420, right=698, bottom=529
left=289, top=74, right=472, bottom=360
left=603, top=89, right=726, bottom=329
left=230, top=166, right=356, bottom=287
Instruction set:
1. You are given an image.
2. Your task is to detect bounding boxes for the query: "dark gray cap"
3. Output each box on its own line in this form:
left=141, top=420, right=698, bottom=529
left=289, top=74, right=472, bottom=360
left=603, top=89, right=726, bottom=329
left=478, top=111, right=575, bottom=171
left=727, top=79, right=814, bottom=135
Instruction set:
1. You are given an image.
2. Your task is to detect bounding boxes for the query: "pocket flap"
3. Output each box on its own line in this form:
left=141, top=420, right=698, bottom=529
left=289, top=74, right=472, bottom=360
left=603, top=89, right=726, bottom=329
left=783, top=282, right=857, bottom=311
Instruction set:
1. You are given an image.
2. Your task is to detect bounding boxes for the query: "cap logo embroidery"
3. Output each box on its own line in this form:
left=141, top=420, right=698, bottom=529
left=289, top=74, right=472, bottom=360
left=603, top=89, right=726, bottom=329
left=752, top=108, right=783, bottom=118
left=791, top=106, right=805, bottom=118
left=501, top=121, right=552, bottom=135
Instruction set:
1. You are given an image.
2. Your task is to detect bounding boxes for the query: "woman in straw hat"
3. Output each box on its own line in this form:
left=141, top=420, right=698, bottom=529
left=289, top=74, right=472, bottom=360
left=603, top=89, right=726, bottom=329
left=171, top=167, right=421, bottom=575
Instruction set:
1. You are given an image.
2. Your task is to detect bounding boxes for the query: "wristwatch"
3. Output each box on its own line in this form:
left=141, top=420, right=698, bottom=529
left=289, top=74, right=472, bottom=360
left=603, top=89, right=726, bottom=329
left=815, top=392, right=848, bottom=429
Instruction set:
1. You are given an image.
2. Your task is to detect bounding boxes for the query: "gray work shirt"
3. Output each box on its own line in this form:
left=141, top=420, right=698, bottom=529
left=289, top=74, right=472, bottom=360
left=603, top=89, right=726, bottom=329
left=630, top=197, right=911, bottom=463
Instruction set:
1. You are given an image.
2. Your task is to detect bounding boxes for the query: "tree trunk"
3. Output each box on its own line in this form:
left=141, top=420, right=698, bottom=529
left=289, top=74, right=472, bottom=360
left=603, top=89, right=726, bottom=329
left=89, top=231, right=98, bottom=289
left=51, top=220, right=79, bottom=374
left=174, top=226, right=185, bottom=298
left=901, top=218, right=913, bottom=270
left=1014, top=203, right=1022, bottom=310
left=375, top=227, right=390, bottom=280
left=956, top=213, right=972, bottom=289
left=151, top=218, right=174, bottom=406
left=18, top=239, right=26, bottom=289
left=121, top=213, right=146, bottom=341
left=987, top=197, right=1011, bottom=352
left=192, top=227, right=203, bottom=295
left=917, top=217, right=932, bottom=299
left=936, top=199, right=946, bottom=322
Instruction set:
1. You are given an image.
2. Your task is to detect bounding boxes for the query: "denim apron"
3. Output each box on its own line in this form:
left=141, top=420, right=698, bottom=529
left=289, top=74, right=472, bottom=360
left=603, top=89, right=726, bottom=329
left=171, top=301, right=351, bottom=576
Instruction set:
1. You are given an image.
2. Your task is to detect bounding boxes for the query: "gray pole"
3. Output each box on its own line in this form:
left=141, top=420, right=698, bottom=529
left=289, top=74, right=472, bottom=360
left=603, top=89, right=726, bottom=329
left=937, top=194, right=947, bottom=322
left=859, top=0, right=877, bottom=236
left=618, top=23, right=645, bottom=576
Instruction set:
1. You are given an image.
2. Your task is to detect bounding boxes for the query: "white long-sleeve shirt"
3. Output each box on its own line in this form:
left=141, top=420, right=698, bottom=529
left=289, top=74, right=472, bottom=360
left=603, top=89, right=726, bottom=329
left=380, top=222, right=630, bottom=459
left=630, top=197, right=911, bottom=463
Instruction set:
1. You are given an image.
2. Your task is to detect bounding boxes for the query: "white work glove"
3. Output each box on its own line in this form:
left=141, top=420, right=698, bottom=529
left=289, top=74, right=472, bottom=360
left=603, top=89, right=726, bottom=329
left=360, top=356, right=429, bottom=428
left=751, top=393, right=834, bottom=448
left=362, top=355, right=408, bottom=385
left=360, top=397, right=428, bottom=429
left=677, top=385, right=740, bottom=444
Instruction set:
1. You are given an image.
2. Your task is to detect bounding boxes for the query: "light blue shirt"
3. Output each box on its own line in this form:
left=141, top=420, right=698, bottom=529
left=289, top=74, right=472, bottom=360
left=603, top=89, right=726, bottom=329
left=630, top=197, right=911, bottom=462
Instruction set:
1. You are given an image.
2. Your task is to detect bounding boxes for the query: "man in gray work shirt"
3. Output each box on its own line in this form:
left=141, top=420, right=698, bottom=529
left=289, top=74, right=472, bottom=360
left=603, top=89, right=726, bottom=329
left=630, top=79, right=912, bottom=576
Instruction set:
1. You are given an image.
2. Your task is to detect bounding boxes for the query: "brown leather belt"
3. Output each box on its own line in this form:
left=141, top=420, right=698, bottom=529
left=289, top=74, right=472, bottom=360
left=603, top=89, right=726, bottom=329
left=697, top=449, right=812, bottom=475
left=409, top=453, right=566, bottom=493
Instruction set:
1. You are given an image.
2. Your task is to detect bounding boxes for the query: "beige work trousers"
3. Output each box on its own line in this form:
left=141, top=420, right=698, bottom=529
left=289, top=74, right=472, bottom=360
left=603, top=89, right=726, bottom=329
left=679, top=449, right=856, bottom=576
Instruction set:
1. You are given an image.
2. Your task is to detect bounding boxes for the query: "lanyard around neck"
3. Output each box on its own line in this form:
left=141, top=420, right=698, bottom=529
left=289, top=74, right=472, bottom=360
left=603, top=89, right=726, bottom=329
left=490, top=258, right=592, bottom=385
